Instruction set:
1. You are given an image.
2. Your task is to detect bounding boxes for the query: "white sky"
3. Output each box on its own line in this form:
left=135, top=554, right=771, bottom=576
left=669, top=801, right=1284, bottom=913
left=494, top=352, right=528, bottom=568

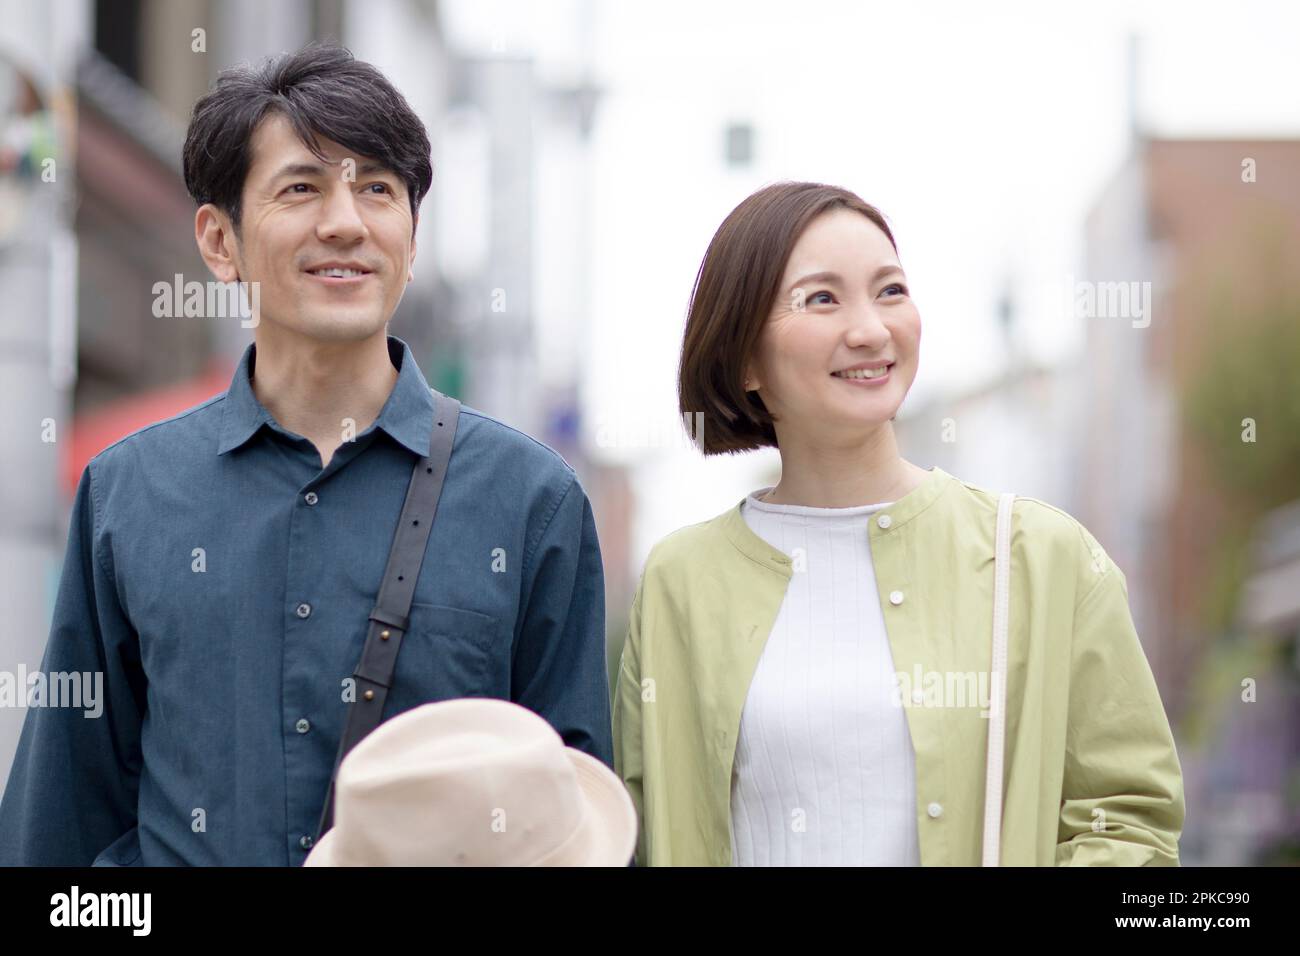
left=441, top=0, right=1300, bottom=567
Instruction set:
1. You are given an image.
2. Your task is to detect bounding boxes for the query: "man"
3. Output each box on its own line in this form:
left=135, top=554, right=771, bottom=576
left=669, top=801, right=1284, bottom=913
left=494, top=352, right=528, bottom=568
left=0, top=42, right=611, bottom=866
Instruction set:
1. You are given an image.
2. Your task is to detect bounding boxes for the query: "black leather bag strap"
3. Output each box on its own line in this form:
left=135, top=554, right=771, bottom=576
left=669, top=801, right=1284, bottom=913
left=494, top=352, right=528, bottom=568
left=315, top=389, right=461, bottom=840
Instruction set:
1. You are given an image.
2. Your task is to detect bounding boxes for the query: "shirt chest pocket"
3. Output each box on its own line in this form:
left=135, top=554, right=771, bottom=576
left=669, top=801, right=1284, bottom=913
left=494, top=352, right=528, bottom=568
left=388, top=603, right=508, bottom=708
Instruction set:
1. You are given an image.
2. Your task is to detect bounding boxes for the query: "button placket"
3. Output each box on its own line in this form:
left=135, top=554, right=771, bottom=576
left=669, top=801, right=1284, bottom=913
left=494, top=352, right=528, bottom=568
left=285, top=489, right=324, bottom=854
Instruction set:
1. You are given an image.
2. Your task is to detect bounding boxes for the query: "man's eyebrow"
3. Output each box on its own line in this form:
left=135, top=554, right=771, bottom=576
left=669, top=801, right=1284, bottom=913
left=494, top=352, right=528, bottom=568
left=268, top=161, right=400, bottom=182
left=788, top=265, right=905, bottom=292
left=269, top=162, right=330, bottom=182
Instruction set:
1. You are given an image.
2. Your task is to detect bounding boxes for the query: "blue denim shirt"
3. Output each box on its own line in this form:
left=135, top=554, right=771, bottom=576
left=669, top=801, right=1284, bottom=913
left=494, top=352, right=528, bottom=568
left=0, top=335, right=610, bottom=866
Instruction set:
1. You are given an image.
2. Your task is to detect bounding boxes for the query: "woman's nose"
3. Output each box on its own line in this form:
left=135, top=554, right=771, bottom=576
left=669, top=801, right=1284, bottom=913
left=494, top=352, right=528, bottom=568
left=843, top=305, right=890, bottom=348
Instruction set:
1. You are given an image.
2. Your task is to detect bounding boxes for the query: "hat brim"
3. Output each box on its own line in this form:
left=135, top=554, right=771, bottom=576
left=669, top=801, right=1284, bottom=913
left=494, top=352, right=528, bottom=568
left=302, top=828, right=339, bottom=867
left=558, top=748, right=638, bottom=867
left=302, top=750, right=637, bottom=867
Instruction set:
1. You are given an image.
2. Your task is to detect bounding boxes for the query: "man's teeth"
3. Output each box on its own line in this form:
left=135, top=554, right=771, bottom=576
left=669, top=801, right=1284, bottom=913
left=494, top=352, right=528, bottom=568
left=311, top=268, right=366, bottom=278
left=834, top=366, right=891, bottom=379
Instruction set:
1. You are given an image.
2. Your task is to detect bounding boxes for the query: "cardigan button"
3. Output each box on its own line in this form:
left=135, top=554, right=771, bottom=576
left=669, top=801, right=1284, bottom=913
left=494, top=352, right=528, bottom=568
left=927, top=802, right=944, bottom=819
left=877, top=514, right=892, bottom=529
left=889, top=590, right=904, bottom=605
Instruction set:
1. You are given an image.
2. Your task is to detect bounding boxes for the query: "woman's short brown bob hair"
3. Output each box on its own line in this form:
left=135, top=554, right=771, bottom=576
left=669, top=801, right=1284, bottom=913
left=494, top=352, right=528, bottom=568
left=678, top=181, right=897, bottom=455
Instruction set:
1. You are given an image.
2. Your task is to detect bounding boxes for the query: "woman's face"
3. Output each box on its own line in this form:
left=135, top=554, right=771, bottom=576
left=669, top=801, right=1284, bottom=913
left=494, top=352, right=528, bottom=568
left=745, top=208, right=920, bottom=441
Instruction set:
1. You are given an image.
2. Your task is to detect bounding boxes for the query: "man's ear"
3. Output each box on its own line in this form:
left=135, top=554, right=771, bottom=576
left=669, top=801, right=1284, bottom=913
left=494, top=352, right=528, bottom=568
left=408, top=213, right=418, bottom=283
left=195, top=203, right=242, bottom=284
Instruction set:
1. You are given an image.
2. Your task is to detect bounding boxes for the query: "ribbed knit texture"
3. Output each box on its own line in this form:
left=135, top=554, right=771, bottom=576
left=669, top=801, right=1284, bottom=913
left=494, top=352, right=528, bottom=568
left=730, top=488, right=921, bottom=866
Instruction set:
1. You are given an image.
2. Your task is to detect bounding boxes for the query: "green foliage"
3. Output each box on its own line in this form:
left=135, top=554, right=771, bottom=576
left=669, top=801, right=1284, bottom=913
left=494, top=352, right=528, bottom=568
left=1180, top=635, right=1282, bottom=748
left=1182, top=292, right=1300, bottom=508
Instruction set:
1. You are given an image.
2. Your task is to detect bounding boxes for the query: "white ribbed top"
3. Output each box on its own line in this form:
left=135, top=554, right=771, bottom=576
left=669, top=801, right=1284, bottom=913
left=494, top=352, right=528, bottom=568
left=730, top=488, right=921, bottom=866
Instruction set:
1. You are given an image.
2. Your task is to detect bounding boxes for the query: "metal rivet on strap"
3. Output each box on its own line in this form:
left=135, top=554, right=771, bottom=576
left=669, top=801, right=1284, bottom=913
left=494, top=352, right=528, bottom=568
left=380, top=629, right=390, bottom=640
left=364, top=690, right=375, bottom=701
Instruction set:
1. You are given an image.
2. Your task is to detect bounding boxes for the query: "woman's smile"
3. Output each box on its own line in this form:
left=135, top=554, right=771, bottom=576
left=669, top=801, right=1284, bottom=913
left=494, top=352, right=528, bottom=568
left=831, top=362, right=894, bottom=386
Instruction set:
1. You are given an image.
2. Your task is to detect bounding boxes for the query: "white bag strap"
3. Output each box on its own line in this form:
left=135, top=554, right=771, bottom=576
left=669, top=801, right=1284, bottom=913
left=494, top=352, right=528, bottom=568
left=982, top=491, right=1016, bottom=867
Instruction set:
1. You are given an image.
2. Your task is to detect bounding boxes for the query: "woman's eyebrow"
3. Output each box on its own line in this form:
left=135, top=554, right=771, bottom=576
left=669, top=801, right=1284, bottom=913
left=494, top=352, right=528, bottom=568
left=787, top=264, right=905, bottom=293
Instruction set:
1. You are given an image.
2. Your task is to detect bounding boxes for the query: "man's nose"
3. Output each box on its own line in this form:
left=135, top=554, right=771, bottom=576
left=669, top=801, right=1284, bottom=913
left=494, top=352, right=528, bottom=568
left=315, top=184, right=368, bottom=243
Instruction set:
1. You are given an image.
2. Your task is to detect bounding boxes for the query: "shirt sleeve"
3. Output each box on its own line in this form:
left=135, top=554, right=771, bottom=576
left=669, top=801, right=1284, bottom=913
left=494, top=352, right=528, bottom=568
left=1056, top=547, right=1185, bottom=866
left=611, top=577, right=646, bottom=866
left=511, top=472, right=613, bottom=769
left=0, top=463, right=146, bottom=866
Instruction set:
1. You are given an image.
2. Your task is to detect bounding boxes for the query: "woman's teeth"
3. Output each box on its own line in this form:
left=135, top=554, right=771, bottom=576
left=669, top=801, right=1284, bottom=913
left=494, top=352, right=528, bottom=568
left=833, top=365, right=891, bottom=380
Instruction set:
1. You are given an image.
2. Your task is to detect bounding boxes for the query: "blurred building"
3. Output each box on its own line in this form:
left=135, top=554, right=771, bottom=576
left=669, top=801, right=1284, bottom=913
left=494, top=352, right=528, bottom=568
left=0, top=2, right=81, bottom=802
left=1080, top=135, right=1300, bottom=863
left=892, top=356, right=1084, bottom=513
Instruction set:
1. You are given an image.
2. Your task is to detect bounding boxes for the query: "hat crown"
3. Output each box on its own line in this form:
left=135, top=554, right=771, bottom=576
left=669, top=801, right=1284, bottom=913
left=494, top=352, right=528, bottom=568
left=329, top=699, right=590, bottom=866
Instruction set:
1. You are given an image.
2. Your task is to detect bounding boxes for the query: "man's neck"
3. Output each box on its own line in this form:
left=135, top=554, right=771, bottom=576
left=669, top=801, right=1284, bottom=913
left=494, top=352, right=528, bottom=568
left=250, top=326, right=400, bottom=469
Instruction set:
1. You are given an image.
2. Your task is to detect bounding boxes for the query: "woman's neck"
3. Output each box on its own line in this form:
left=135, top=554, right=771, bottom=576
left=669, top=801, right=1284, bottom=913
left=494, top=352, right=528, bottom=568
left=762, top=425, right=928, bottom=508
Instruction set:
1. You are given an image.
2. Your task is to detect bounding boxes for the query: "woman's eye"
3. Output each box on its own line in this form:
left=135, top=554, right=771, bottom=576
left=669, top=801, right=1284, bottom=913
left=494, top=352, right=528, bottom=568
left=809, top=291, right=835, bottom=305
left=882, top=283, right=909, bottom=297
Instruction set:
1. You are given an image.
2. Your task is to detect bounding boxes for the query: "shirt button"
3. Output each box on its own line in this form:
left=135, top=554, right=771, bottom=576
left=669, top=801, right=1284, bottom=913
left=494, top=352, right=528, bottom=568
left=304, top=491, right=319, bottom=505
left=877, top=514, right=892, bottom=529
left=300, top=835, right=314, bottom=850
left=295, top=718, right=310, bottom=734
left=296, top=602, right=312, bottom=619
left=889, top=590, right=905, bottom=605
left=927, top=802, right=944, bottom=819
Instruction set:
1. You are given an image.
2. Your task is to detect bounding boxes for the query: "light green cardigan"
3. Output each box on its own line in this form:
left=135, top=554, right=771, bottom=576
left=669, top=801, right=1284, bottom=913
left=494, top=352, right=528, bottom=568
left=612, top=466, right=1184, bottom=866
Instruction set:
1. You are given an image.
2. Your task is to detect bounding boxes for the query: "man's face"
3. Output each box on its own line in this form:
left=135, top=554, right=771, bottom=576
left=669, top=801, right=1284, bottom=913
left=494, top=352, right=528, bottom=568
left=223, top=112, right=417, bottom=342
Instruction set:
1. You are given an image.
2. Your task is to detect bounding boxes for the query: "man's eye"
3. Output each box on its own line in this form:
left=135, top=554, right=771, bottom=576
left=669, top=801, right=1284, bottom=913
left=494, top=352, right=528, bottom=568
left=285, top=183, right=315, bottom=194
left=366, top=182, right=390, bottom=194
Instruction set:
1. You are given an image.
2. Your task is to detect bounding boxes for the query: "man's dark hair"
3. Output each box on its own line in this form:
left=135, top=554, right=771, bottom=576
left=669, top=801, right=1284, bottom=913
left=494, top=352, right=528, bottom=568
left=182, top=41, right=433, bottom=235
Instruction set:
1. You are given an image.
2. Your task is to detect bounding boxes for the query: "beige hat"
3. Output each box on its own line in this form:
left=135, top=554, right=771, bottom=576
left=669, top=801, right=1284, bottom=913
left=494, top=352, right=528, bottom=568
left=304, top=698, right=636, bottom=867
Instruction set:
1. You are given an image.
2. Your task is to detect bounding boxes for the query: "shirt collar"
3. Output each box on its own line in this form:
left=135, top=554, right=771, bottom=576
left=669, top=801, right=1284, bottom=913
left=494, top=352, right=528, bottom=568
left=720, top=465, right=956, bottom=572
left=217, top=334, right=435, bottom=458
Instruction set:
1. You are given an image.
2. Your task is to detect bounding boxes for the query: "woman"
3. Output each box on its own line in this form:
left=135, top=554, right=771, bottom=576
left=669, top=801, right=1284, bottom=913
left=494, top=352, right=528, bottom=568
left=612, top=182, right=1184, bottom=866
